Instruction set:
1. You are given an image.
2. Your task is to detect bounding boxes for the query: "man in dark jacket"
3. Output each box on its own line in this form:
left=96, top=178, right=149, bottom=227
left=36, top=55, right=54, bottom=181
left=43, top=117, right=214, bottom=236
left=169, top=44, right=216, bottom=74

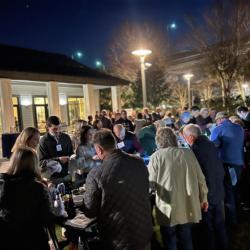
left=114, top=109, right=134, bottom=131
left=113, top=124, right=143, bottom=155
left=183, top=124, right=228, bottom=250
left=38, top=116, right=74, bottom=184
left=81, top=129, right=153, bottom=250
left=100, top=110, right=113, bottom=130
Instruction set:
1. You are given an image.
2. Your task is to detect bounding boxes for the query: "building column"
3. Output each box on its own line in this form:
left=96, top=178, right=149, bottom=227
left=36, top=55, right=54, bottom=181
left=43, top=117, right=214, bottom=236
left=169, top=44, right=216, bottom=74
left=83, top=84, right=95, bottom=119
left=47, top=81, right=61, bottom=118
left=94, top=89, right=100, bottom=113
left=111, top=86, right=121, bottom=112
left=0, top=79, right=15, bottom=133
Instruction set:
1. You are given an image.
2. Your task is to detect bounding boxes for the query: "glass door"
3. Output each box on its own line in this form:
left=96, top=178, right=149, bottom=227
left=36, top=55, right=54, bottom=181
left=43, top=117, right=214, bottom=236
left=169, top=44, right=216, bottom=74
left=12, top=96, right=22, bottom=132
left=33, top=97, right=48, bottom=133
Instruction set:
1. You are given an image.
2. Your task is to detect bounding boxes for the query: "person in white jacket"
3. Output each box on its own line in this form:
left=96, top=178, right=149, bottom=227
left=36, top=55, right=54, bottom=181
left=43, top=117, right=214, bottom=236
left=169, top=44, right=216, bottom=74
left=148, top=127, right=208, bottom=250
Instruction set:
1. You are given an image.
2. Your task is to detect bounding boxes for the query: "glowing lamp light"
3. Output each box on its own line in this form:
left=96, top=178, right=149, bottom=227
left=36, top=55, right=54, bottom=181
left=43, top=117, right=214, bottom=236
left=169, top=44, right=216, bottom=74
left=20, top=95, right=32, bottom=106
left=132, top=49, right=152, bottom=57
left=59, top=94, right=67, bottom=106
left=96, top=60, right=102, bottom=67
left=76, top=51, right=83, bottom=58
left=145, top=62, right=152, bottom=68
left=242, top=83, right=248, bottom=89
left=183, top=73, right=194, bottom=81
left=170, top=23, right=177, bottom=29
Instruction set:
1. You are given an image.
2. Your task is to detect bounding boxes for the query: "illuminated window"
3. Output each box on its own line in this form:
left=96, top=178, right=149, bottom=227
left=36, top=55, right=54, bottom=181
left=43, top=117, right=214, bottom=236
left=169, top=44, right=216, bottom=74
left=0, top=105, right=2, bottom=134
left=12, top=96, right=22, bottom=132
left=33, top=96, right=48, bottom=133
left=67, top=97, right=85, bottom=125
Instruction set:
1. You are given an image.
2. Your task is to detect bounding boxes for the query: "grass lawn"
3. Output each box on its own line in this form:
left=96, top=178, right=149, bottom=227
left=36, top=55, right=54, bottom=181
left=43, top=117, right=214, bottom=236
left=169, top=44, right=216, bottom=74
left=55, top=210, right=250, bottom=250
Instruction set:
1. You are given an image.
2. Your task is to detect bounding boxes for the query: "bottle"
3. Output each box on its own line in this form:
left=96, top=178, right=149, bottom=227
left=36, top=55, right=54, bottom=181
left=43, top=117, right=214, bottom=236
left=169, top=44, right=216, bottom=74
left=66, top=192, right=76, bottom=219
left=78, top=236, right=84, bottom=250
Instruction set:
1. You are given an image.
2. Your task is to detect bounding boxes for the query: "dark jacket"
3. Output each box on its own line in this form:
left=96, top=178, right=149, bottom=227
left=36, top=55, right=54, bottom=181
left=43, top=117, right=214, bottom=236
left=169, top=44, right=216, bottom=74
left=82, top=150, right=153, bottom=250
left=100, top=116, right=113, bottom=130
left=242, top=112, right=250, bottom=131
left=116, top=131, right=143, bottom=155
left=191, top=135, right=225, bottom=205
left=38, top=132, right=73, bottom=178
left=115, top=118, right=134, bottom=132
left=0, top=173, right=65, bottom=250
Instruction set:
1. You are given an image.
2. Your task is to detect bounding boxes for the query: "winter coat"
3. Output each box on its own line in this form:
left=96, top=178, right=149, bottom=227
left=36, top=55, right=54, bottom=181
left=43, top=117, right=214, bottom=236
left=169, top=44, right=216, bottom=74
left=0, top=173, right=65, bottom=250
left=148, top=147, right=208, bottom=227
left=191, top=135, right=225, bottom=205
left=81, top=149, right=153, bottom=250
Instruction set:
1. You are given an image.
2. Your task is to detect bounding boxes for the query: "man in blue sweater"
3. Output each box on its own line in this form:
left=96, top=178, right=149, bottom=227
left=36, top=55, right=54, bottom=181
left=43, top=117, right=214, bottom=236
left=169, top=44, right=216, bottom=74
left=210, top=112, right=244, bottom=226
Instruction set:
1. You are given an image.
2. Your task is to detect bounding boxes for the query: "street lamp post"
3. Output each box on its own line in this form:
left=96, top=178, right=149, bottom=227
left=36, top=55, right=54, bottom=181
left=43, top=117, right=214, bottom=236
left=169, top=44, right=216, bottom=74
left=183, top=73, right=194, bottom=110
left=132, top=49, right=152, bottom=107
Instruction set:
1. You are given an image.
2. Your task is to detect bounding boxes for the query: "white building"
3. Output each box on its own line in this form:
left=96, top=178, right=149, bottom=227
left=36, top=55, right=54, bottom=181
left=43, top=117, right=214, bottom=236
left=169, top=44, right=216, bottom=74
left=0, top=44, right=128, bottom=133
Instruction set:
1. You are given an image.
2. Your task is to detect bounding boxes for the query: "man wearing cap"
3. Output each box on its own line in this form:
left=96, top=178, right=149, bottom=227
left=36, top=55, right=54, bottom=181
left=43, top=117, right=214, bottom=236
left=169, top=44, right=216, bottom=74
left=210, top=111, right=244, bottom=227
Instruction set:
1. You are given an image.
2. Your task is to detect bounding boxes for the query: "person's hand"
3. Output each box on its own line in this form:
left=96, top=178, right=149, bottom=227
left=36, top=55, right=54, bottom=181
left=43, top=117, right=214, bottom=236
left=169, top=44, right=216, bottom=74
left=59, top=156, right=70, bottom=164
left=92, top=155, right=100, bottom=161
left=206, top=123, right=212, bottom=128
left=201, top=202, right=209, bottom=212
left=70, top=154, right=77, bottom=160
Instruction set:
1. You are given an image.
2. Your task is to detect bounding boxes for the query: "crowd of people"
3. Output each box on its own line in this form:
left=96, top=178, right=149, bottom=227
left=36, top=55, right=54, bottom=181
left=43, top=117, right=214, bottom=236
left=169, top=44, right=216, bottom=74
left=0, top=104, right=250, bottom=250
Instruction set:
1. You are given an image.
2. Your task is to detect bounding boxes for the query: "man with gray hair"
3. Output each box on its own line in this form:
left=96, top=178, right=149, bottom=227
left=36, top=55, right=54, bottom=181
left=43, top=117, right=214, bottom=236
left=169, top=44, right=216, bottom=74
left=113, top=124, right=143, bottom=154
left=183, top=124, right=228, bottom=250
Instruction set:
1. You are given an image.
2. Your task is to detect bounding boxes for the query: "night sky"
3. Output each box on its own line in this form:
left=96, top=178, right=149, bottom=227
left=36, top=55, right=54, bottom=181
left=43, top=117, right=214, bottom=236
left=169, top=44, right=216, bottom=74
left=0, top=0, right=212, bottom=67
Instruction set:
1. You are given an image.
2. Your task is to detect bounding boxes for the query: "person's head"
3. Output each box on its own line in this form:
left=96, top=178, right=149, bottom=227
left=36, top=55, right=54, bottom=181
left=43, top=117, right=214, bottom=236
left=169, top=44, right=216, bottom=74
left=12, top=127, right=40, bottom=152
left=113, top=124, right=126, bottom=140
left=144, top=107, right=149, bottom=114
left=121, top=110, right=127, bottom=120
left=200, top=108, right=210, bottom=119
left=8, top=147, right=41, bottom=180
left=229, top=116, right=244, bottom=127
left=215, top=111, right=228, bottom=125
left=88, top=115, right=93, bottom=122
left=74, top=119, right=87, bottom=133
left=93, top=119, right=103, bottom=130
left=101, top=109, right=107, bottom=117
left=46, top=116, right=61, bottom=136
left=115, top=112, right=121, bottom=121
left=236, top=106, right=249, bottom=119
left=210, top=109, right=217, bottom=119
left=137, top=112, right=143, bottom=119
left=93, top=129, right=116, bottom=160
left=183, top=124, right=202, bottom=146
left=154, top=120, right=166, bottom=130
left=80, top=125, right=94, bottom=145
left=151, top=112, right=159, bottom=122
left=156, top=107, right=161, bottom=113
left=156, top=127, right=178, bottom=149
left=180, top=111, right=191, bottom=124
left=191, top=106, right=200, bottom=117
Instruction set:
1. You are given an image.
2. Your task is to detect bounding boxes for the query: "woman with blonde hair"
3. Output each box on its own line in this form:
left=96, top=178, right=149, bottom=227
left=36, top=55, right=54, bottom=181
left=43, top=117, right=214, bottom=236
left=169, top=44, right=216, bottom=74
left=0, top=147, right=66, bottom=250
left=12, top=127, right=40, bottom=152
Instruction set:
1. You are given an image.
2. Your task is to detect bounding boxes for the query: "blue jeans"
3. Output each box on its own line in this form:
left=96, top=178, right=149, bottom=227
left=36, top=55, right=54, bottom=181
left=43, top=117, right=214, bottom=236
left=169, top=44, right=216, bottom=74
left=201, top=202, right=228, bottom=250
left=160, top=223, right=193, bottom=250
left=223, top=164, right=242, bottom=226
